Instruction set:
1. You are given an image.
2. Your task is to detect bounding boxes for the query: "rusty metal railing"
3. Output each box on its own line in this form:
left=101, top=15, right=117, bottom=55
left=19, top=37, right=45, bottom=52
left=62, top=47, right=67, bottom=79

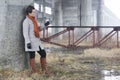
left=40, top=26, right=120, bottom=48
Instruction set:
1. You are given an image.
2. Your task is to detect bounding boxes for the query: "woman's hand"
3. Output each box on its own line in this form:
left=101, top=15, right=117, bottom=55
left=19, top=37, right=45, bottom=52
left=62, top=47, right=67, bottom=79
left=44, top=21, right=50, bottom=26
left=27, top=43, right=32, bottom=49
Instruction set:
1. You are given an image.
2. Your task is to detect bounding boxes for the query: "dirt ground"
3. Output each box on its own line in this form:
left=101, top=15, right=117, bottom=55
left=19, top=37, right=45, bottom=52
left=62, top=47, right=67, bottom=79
left=0, top=43, right=120, bottom=80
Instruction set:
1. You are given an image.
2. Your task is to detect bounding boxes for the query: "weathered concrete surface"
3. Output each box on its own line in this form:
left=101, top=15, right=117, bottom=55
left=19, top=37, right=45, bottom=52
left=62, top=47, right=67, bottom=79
left=0, top=0, right=33, bottom=71
left=53, top=0, right=93, bottom=26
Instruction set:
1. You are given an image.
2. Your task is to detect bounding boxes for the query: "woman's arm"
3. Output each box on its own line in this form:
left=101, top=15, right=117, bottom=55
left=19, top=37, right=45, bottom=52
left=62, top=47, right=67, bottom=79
left=23, top=19, right=31, bottom=44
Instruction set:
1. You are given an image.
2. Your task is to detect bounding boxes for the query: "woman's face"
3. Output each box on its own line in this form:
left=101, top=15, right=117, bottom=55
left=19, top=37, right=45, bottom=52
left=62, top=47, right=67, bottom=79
left=29, top=9, right=36, bottom=17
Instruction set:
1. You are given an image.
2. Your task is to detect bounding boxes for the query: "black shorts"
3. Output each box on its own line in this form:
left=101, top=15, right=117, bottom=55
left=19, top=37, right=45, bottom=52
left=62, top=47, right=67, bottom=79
left=28, top=46, right=46, bottom=59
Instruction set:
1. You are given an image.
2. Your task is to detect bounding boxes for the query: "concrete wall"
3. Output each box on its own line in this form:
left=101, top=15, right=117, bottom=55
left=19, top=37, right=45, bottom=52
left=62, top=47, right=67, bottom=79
left=0, top=0, right=33, bottom=71
left=53, top=0, right=93, bottom=26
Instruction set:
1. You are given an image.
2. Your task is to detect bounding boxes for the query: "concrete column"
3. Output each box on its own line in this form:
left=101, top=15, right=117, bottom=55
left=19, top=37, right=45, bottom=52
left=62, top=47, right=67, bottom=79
left=58, top=0, right=63, bottom=26
left=62, top=0, right=79, bottom=26
left=81, top=0, right=92, bottom=26
left=52, top=0, right=63, bottom=36
left=97, top=0, right=104, bottom=26
left=0, top=0, right=33, bottom=71
left=54, top=0, right=63, bottom=26
left=51, top=0, right=55, bottom=26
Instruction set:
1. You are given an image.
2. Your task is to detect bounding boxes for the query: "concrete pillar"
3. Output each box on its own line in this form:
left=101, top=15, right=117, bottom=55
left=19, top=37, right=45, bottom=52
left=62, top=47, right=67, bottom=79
left=81, top=0, right=92, bottom=26
left=97, top=0, right=104, bottom=26
left=62, top=0, right=80, bottom=26
left=51, top=0, right=55, bottom=26
left=0, top=0, right=33, bottom=71
left=58, top=0, right=63, bottom=26
left=52, top=0, right=63, bottom=36
left=54, top=0, right=63, bottom=26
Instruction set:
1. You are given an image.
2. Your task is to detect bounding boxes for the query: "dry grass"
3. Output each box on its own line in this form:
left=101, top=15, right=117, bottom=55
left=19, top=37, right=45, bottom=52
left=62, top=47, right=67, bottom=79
left=83, top=48, right=120, bottom=58
left=1, top=47, right=120, bottom=80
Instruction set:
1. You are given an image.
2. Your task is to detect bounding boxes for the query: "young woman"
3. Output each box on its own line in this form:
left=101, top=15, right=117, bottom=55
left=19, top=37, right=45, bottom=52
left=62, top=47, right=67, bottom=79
left=23, top=5, right=49, bottom=74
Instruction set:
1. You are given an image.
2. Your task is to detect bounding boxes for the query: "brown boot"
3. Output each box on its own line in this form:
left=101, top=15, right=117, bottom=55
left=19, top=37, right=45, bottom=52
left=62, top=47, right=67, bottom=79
left=30, top=58, right=38, bottom=73
left=40, top=58, right=49, bottom=74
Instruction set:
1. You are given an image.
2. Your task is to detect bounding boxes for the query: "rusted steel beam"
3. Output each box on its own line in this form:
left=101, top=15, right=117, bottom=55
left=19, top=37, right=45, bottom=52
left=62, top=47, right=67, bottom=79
left=72, top=28, right=74, bottom=46
left=91, top=27, right=99, bottom=31
left=74, top=29, right=92, bottom=44
left=48, top=26, right=120, bottom=28
left=75, top=31, right=93, bottom=46
left=98, top=32, right=116, bottom=46
left=43, top=29, right=45, bottom=38
left=41, top=26, right=120, bottom=48
left=117, top=31, right=119, bottom=48
left=68, top=29, right=70, bottom=46
left=114, top=27, right=120, bottom=31
left=67, top=27, right=75, bottom=48
left=46, top=29, right=68, bottom=40
left=97, top=30, right=114, bottom=46
left=43, top=41, right=68, bottom=48
left=46, top=27, right=48, bottom=38
left=93, top=30, right=95, bottom=46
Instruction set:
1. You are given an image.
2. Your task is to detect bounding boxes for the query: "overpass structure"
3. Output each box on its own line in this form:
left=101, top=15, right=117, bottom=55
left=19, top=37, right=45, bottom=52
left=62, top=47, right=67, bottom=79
left=36, top=0, right=120, bottom=48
